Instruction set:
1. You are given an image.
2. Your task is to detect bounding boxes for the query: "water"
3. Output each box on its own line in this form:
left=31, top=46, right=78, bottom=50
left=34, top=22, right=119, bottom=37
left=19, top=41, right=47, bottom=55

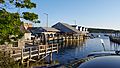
left=52, top=33, right=120, bottom=64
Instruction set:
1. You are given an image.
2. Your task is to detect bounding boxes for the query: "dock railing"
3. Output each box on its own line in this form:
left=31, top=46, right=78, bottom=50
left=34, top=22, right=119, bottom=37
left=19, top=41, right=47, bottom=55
left=0, top=43, right=58, bottom=63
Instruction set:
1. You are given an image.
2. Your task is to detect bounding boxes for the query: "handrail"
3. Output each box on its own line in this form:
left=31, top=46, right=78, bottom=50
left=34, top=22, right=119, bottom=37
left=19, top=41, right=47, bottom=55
left=5, top=44, right=59, bottom=63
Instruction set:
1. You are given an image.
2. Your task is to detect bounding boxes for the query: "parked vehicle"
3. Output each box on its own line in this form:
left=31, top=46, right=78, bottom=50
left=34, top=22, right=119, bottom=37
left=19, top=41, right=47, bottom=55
left=78, top=51, right=120, bottom=68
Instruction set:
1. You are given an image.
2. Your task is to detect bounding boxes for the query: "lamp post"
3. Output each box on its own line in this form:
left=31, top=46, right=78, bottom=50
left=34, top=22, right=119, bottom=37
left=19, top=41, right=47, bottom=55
left=74, top=20, right=76, bottom=25
left=44, top=13, right=48, bottom=27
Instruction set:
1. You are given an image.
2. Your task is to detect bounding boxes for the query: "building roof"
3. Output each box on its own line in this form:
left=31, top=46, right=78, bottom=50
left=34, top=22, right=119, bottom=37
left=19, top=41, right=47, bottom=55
left=27, top=27, right=60, bottom=34
left=42, top=27, right=60, bottom=32
left=52, top=22, right=81, bottom=34
left=62, top=23, right=81, bottom=33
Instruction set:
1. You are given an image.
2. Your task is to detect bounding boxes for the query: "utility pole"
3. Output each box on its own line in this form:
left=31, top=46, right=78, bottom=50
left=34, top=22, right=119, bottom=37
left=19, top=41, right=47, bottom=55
left=74, top=20, right=76, bottom=25
left=44, top=13, right=48, bottom=27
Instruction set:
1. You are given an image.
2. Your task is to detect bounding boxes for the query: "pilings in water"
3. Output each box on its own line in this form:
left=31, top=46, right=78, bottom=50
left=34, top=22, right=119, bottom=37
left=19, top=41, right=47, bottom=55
left=42, top=33, right=86, bottom=46
left=109, top=36, right=120, bottom=44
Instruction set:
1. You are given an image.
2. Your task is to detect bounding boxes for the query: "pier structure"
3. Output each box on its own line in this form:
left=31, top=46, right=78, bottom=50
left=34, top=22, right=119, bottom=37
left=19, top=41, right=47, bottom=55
left=0, top=41, right=58, bottom=64
left=24, top=22, right=88, bottom=45
left=52, top=22, right=87, bottom=42
left=0, top=22, right=89, bottom=63
left=0, top=22, right=89, bottom=67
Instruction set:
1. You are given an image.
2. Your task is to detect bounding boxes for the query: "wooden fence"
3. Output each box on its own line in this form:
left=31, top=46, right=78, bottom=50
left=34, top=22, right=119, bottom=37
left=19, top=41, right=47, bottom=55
left=0, top=44, right=58, bottom=63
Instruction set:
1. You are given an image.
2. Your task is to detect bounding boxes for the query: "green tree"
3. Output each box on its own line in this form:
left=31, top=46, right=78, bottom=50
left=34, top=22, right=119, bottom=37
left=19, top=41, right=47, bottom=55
left=0, top=0, right=40, bottom=44
left=0, top=51, right=22, bottom=68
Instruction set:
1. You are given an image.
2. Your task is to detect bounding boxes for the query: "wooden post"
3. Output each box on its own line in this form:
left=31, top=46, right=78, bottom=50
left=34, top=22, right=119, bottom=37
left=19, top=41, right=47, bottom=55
left=52, top=44, right=53, bottom=52
left=33, top=39, right=35, bottom=45
left=38, top=46, right=40, bottom=59
left=3, top=49, right=6, bottom=56
left=21, top=48, right=23, bottom=64
left=27, top=60, right=30, bottom=68
left=50, top=52, right=52, bottom=62
left=62, top=34, right=64, bottom=41
left=71, top=35, right=72, bottom=41
left=76, top=36, right=77, bottom=40
left=45, top=45, right=47, bottom=56
left=50, top=44, right=53, bottom=62
left=64, top=34, right=67, bottom=42
left=57, top=44, right=58, bottom=54
left=29, top=47, right=32, bottom=59
left=53, top=37, right=55, bottom=44
left=9, top=50, right=12, bottom=57
left=57, top=34, right=59, bottom=43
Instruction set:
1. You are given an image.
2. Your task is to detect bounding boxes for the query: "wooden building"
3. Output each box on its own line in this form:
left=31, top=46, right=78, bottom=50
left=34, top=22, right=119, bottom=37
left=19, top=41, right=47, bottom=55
left=52, top=22, right=81, bottom=34
left=28, top=27, right=60, bottom=37
left=28, top=27, right=60, bottom=44
left=52, top=22, right=89, bottom=41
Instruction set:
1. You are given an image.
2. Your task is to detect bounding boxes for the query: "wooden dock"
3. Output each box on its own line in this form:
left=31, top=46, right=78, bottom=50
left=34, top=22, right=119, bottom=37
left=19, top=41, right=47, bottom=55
left=0, top=44, right=58, bottom=64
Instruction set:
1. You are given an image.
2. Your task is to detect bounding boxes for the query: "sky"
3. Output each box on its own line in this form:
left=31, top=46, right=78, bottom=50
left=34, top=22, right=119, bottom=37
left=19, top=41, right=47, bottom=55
left=23, top=0, right=120, bottom=30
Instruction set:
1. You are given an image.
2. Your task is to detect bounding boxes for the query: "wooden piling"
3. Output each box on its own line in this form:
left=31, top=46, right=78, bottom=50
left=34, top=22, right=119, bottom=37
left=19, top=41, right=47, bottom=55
left=57, top=44, right=58, bottom=54
left=29, top=47, right=32, bottom=59
left=21, top=48, right=23, bottom=64
left=57, top=34, right=59, bottom=43
left=65, top=35, right=67, bottom=42
left=70, top=35, right=72, bottom=41
left=45, top=45, right=47, bottom=56
left=27, top=60, right=30, bottom=68
left=38, top=46, right=40, bottom=59
left=50, top=53, right=52, bottom=62
left=53, top=37, right=55, bottom=44
left=50, top=44, right=53, bottom=62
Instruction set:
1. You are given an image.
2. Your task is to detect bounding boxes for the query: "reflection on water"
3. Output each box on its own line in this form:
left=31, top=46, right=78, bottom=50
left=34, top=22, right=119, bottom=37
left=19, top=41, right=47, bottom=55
left=52, top=34, right=120, bottom=64
left=110, top=41, right=120, bottom=51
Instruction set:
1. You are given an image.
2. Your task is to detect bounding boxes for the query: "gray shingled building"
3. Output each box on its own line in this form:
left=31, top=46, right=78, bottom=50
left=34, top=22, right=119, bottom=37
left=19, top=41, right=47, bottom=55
left=52, top=22, right=82, bottom=34
left=28, top=27, right=60, bottom=35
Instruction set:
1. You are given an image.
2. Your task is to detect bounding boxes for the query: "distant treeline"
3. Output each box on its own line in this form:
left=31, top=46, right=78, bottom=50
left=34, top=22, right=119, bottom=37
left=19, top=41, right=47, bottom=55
left=88, top=28, right=120, bottom=33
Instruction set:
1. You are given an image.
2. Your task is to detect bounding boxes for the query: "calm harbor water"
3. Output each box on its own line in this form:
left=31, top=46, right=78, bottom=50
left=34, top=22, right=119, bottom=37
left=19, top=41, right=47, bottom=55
left=52, top=33, right=120, bottom=64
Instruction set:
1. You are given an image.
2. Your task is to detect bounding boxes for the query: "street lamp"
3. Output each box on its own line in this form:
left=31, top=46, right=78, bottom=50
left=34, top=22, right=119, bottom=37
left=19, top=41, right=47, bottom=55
left=74, top=20, right=76, bottom=25
left=44, top=13, right=48, bottom=27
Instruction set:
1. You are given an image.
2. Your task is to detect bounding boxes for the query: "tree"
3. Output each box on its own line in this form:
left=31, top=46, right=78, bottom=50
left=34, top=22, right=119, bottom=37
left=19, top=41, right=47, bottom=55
left=0, top=51, right=22, bottom=68
left=0, top=0, right=40, bottom=44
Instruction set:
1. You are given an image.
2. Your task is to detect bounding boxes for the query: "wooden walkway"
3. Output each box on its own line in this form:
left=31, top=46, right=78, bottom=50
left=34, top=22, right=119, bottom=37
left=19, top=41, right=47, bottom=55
left=0, top=44, right=58, bottom=63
